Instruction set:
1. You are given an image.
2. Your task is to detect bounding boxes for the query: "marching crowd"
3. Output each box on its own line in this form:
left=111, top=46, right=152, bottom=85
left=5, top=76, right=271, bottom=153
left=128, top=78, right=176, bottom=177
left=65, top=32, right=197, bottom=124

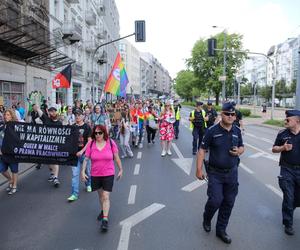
left=1, top=98, right=300, bottom=241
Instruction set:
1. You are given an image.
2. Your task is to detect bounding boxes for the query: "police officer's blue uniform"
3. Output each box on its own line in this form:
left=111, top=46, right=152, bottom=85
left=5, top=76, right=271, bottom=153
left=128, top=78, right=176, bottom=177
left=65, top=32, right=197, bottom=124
left=273, top=109, right=300, bottom=235
left=201, top=102, right=243, bottom=241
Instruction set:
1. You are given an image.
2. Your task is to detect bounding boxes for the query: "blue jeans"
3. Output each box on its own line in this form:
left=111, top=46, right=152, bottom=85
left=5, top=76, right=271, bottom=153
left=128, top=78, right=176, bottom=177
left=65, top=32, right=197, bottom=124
left=71, top=155, right=91, bottom=197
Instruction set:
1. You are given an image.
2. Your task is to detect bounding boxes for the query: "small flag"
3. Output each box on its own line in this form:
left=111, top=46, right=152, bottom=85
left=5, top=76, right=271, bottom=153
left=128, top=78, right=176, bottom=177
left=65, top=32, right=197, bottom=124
left=52, top=65, right=72, bottom=89
left=104, top=52, right=129, bottom=97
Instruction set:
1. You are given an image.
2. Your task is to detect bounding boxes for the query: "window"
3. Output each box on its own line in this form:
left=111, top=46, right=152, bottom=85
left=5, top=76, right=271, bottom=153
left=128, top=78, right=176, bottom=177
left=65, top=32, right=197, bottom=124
left=0, top=81, right=24, bottom=107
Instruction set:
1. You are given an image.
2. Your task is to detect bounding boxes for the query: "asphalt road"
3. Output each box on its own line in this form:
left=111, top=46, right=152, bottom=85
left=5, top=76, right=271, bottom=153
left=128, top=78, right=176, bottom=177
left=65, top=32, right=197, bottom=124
left=1, top=107, right=300, bottom=250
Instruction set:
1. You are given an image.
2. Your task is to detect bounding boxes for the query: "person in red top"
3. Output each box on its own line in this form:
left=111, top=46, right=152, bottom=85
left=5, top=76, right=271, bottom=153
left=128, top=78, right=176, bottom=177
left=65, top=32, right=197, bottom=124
left=81, top=125, right=123, bottom=232
left=130, top=103, right=139, bottom=147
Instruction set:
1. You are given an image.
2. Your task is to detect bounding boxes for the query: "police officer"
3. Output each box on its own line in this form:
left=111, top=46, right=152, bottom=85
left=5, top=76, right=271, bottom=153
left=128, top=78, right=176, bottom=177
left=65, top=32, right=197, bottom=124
left=205, top=101, right=218, bottom=128
left=231, top=102, right=245, bottom=131
left=189, top=101, right=208, bottom=155
left=173, top=100, right=181, bottom=139
left=272, top=110, right=300, bottom=236
left=196, top=102, right=244, bottom=244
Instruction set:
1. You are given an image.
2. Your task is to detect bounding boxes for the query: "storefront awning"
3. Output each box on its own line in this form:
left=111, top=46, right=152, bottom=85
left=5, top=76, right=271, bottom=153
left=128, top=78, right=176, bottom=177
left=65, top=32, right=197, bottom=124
left=0, top=3, right=74, bottom=70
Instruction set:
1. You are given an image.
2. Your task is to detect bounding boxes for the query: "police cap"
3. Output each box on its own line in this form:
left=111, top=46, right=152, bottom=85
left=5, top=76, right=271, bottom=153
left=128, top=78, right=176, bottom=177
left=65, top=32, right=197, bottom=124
left=48, top=106, right=57, bottom=112
left=207, top=101, right=213, bottom=105
left=222, top=102, right=235, bottom=112
left=196, top=101, right=203, bottom=106
left=285, top=109, right=300, bottom=117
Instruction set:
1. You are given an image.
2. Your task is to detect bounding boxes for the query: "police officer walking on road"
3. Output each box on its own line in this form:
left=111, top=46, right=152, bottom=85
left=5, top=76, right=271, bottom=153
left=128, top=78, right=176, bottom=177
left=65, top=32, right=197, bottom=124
left=272, top=110, right=300, bottom=236
left=173, top=100, right=181, bottom=139
left=196, top=102, right=244, bottom=244
left=189, top=101, right=208, bottom=155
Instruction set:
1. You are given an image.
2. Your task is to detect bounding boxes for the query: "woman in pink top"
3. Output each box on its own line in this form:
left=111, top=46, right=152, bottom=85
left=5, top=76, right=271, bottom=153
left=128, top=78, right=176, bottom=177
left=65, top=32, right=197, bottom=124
left=81, top=125, right=123, bottom=232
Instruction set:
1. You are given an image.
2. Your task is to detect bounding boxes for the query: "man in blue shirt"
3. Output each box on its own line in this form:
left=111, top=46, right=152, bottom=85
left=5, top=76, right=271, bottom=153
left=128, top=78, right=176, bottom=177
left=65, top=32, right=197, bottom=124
left=272, top=110, right=300, bottom=236
left=196, top=102, right=244, bottom=244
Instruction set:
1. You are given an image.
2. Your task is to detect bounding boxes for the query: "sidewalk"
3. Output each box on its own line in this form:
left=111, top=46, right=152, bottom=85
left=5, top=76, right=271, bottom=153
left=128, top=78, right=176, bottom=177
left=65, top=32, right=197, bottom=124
left=0, top=163, right=36, bottom=187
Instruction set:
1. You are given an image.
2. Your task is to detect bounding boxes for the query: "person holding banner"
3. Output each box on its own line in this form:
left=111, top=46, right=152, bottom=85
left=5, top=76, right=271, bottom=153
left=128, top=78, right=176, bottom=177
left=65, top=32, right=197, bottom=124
left=0, top=109, right=19, bottom=195
left=67, top=109, right=92, bottom=202
left=81, top=125, right=123, bottom=232
left=37, top=105, right=62, bottom=187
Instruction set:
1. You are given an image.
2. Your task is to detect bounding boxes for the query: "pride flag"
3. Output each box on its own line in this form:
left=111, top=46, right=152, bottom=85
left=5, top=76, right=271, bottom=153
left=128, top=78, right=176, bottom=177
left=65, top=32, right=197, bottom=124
left=104, top=52, right=129, bottom=97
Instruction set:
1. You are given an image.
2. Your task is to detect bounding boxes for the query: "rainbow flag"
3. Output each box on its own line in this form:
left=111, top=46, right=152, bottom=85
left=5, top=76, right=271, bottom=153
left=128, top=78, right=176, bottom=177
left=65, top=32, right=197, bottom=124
left=104, top=52, right=129, bottom=97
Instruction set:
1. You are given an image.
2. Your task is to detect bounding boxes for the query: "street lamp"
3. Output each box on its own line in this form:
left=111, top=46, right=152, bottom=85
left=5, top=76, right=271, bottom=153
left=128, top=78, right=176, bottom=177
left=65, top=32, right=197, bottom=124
left=213, top=25, right=227, bottom=102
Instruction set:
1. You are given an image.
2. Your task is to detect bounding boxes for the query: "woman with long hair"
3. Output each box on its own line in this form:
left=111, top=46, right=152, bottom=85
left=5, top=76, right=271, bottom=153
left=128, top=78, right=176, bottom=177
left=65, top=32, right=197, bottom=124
left=159, top=101, right=175, bottom=156
left=119, top=110, right=133, bottom=158
left=81, top=125, right=123, bottom=232
left=0, top=109, right=19, bottom=195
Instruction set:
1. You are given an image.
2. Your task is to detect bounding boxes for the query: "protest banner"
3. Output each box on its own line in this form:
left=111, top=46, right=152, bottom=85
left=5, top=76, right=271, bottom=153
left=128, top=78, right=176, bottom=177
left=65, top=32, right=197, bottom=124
left=1, top=122, right=79, bottom=165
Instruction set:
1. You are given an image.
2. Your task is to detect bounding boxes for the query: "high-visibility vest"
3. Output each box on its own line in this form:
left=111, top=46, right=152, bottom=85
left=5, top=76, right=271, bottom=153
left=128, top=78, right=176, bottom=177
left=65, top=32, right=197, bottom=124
left=175, top=107, right=180, bottom=120
left=190, top=109, right=207, bottom=130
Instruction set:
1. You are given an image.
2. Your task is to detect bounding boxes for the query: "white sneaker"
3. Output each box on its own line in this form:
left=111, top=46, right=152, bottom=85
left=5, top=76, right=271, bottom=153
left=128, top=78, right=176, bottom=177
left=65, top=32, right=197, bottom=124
left=161, top=150, right=167, bottom=157
left=167, top=150, right=172, bottom=155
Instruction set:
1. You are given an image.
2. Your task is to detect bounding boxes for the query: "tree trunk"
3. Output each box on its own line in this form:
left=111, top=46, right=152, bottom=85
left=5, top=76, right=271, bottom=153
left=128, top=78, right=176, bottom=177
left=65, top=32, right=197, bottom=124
left=215, top=92, right=220, bottom=106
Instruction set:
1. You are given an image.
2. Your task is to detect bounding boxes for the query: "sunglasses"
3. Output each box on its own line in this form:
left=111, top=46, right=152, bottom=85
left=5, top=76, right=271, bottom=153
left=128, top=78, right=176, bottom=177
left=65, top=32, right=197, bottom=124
left=285, top=118, right=290, bottom=123
left=95, top=131, right=104, bottom=135
left=223, top=112, right=236, bottom=117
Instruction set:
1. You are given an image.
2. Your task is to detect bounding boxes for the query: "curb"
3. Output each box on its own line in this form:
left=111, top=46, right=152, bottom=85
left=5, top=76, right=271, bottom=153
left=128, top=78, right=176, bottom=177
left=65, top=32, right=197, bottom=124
left=0, top=164, right=37, bottom=187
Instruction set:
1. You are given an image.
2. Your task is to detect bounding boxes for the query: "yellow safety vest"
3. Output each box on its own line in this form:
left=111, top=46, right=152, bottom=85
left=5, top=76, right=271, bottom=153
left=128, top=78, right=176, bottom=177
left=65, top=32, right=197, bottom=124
left=175, top=107, right=180, bottom=120
left=190, top=109, right=207, bottom=130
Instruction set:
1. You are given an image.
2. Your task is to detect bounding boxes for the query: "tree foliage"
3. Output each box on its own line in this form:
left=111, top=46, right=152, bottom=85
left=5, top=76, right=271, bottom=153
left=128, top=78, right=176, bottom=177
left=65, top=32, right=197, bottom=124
left=187, top=32, right=246, bottom=105
left=174, top=70, right=198, bottom=101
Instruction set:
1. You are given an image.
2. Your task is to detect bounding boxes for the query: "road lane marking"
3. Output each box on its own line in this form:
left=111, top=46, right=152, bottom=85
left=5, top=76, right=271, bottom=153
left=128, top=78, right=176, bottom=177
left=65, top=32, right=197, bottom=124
left=240, top=162, right=254, bottom=174
left=171, top=143, right=193, bottom=175
left=133, top=164, right=140, bottom=175
left=248, top=152, right=265, bottom=159
left=265, top=184, right=283, bottom=198
left=137, top=152, right=142, bottom=159
left=245, top=132, right=273, bottom=144
left=244, top=142, right=279, bottom=162
left=118, top=203, right=165, bottom=250
left=128, top=185, right=137, bottom=205
left=181, top=180, right=206, bottom=192
left=172, top=143, right=184, bottom=158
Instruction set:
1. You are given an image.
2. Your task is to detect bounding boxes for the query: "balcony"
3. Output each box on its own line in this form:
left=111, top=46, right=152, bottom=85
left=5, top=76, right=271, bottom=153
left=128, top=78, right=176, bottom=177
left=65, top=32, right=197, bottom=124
left=85, top=41, right=96, bottom=53
left=85, top=11, right=97, bottom=26
left=95, top=3, right=106, bottom=16
left=86, top=71, right=93, bottom=82
left=65, top=0, right=79, bottom=3
left=62, top=21, right=82, bottom=42
left=97, top=30, right=107, bottom=40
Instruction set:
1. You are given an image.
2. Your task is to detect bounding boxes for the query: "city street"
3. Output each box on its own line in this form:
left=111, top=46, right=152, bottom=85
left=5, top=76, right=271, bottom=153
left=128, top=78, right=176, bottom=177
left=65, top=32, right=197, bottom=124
left=1, top=107, right=300, bottom=250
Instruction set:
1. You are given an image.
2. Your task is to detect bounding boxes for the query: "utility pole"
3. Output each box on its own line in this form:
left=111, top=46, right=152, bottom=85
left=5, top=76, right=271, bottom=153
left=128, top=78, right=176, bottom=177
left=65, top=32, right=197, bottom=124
left=222, top=30, right=227, bottom=102
left=296, top=34, right=300, bottom=109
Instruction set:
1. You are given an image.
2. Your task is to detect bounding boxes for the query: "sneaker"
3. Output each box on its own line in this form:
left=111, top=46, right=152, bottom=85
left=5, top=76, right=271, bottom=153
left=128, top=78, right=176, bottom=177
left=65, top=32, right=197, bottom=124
left=47, top=174, right=54, bottom=182
left=8, top=187, right=17, bottom=195
left=86, top=186, right=92, bottom=192
left=97, top=210, right=103, bottom=221
left=167, top=150, right=172, bottom=156
left=53, top=177, right=60, bottom=187
left=152, top=140, right=155, bottom=144
left=161, top=150, right=167, bottom=157
left=138, top=143, right=143, bottom=149
left=101, top=219, right=108, bottom=232
left=67, top=194, right=78, bottom=202
left=6, top=183, right=13, bottom=192
left=121, top=155, right=127, bottom=159
left=129, top=153, right=134, bottom=158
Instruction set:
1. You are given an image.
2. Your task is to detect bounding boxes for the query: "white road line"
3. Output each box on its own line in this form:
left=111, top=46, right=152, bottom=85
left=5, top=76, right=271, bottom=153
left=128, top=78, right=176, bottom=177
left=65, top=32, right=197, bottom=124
left=248, top=152, right=265, bottom=159
left=128, top=185, right=137, bottom=205
left=118, top=203, right=165, bottom=250
left=240, top=162, right=254, bottom=174
left=137, top=152, right=142, bottom=159
left=245, top=132, right=273, bottom=144
left=133, top=164, right=140, bottom=175
left=244, top=142, right=279, bottom=162
left=172, top=143, right=184, bottom=159
left=265, top=184, right=283, bottom=199
left=181, top=180, right=206, bottom=192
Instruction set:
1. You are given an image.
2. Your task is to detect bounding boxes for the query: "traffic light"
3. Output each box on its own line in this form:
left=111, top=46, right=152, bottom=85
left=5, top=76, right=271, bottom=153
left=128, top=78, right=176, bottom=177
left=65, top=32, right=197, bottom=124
left=208, top=38, right=217, bottom=56
left=135, top=20, right=146, bottom=42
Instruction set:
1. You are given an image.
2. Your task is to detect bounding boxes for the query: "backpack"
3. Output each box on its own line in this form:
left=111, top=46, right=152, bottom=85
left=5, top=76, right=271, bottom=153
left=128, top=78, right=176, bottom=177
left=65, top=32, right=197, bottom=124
left=89, top=139, right=115, bottom=160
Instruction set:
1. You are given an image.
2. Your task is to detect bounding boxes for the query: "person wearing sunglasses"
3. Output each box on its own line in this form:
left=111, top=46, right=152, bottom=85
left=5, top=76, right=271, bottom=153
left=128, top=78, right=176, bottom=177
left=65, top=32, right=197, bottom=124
left=81, top=125, right=123, bottom=232
left=196, top=102, right=244, bottom=244
left=272, top=109, right=300, bottom=236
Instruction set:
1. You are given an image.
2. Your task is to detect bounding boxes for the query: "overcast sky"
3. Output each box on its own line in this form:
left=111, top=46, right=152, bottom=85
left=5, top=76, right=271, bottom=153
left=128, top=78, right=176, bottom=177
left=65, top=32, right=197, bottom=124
left=116, top=0, right=299, bottom=78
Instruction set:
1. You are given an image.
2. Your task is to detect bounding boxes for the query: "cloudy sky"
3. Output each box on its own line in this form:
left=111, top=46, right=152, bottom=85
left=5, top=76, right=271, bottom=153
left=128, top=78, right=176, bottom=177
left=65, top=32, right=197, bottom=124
left=116, top=0, right=299, bottom=78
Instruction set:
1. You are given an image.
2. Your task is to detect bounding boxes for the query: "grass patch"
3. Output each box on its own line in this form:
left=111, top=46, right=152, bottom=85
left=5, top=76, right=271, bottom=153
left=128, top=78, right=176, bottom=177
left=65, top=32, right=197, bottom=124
left=248, top=115, right=262, bottom=118
left=263, top=119, right=284, bottom=127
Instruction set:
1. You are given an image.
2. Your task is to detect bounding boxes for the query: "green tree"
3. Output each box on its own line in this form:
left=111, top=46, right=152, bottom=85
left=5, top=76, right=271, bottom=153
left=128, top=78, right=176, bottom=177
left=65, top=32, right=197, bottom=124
left=259, top=85, right=272, bottom=101
left=188, top=32, right=246, bottom=105
left=175, top=70, right=197, bottom=101
left=275, top=79, right=288, bottom=100
left=289, top=79, right=296, bottom=94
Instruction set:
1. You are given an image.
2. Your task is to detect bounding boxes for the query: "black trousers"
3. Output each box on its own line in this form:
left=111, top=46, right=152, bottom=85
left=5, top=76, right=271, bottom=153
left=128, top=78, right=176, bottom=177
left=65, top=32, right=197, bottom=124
left=192, top=127, right=204, bottom=153
left=174, top=120, right=180, bottom=138
left=146, top=125, right=156, bottom=143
